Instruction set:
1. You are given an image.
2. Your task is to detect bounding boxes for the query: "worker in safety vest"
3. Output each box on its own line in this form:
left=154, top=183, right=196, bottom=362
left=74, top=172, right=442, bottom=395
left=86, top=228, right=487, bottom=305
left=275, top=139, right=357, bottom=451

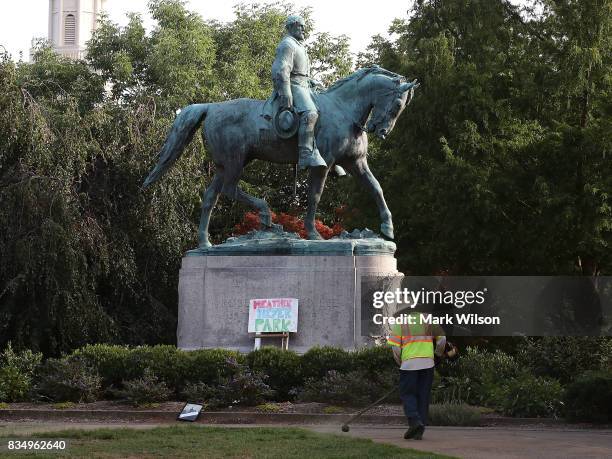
left=387, top=315, right=446, bottom=440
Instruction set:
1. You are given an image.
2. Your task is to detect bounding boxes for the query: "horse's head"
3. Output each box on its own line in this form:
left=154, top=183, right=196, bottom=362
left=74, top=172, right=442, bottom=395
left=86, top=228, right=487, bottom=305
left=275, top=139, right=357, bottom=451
left=365, top=75, right=419, bottom=140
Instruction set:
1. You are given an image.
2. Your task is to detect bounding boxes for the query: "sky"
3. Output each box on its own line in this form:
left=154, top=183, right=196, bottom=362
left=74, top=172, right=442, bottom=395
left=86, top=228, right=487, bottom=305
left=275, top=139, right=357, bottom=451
left=0, top=0, right=414, bottom=60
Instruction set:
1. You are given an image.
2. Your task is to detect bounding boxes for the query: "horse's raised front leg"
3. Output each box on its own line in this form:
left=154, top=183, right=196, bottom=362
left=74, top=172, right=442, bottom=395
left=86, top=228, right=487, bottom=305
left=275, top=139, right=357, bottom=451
left=235, top=187, right=281, bottom=231
left=221, top=163, right=280, bottom=232
left=347, top=158, right=394, bottom=239
left=304, top=167, right=329, bottom=240
left=198, top=172, right=223, bottom=248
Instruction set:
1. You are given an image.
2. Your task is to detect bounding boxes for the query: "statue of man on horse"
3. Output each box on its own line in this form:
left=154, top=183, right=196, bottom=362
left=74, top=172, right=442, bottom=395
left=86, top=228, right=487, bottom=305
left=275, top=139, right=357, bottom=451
left=271, top=14, right=327, bottom=170
left=143, top=14, right=419, bottom=248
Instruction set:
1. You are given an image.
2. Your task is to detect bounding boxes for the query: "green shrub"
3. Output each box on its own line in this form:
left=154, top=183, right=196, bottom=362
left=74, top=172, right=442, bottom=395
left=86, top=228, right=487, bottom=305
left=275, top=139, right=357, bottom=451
left=181, top=349, right=246, bottom=387
left=126, top=345, right=184, bottom=389
left=353, top=346, right=396, bottom=377
left=564, top=370, right=612, bottom=423
left=224, top=359, right=274, bottom=406
left=181, top=358, right=273, bottom=408
left=0, top=344, right=43, bottom=402
left=72, top=345, right=245, bottom=394
left=180, top=382, right=218, bottom=406
left=322, top=405, right=345, bottom=414
left=256, top=403, right=282, bottom=413
left=521, top=337, right=612, bottom=384
left=301, top=346, right=353, bottom=379
left=429, top=403, right=481, bottom=426
left=431, top=375, right=473, bottom=405
left=299, top=370, right=368, bottom=405
left=443, top=347, right=521, bottom=405
left=299, top=369, right=397, bottom=405
left=450, top=347, right=521, bottom=381
left=0, top=367, right=30, bottom=402
left=35, top=357, right=102, bottom=403
left=140, top=402, right=161, bottom=409
left=437, top=347, right=566, bottom=417
left=116, top=369, right=172, bottom=407
left=496, top=373, right=564, bottom=418
left=74, top=344, right=178, bottom=388
left=247, top=347, right=301, bottom=400
left=0, top=344, right=42, bottom=374
left=52, top=402, right=76, bottom=410
left=72, top=344, right=132, bottom=387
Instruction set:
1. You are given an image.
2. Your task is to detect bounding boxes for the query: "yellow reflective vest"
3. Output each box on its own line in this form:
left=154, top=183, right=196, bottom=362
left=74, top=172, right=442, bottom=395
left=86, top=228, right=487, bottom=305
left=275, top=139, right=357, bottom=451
left=387, top=317, right=445, bottom=362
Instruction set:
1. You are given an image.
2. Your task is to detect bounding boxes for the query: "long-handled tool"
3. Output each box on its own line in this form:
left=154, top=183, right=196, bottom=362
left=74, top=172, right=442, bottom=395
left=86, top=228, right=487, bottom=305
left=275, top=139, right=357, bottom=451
left=341, top=386, right=398, bottom=432
left=341, top=342, right=459, bottom=433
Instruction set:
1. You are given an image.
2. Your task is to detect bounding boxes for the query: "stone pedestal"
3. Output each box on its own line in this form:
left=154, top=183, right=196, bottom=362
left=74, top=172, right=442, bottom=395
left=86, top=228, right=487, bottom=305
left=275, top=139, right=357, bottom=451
left=177, top=254, right=402, bottom=353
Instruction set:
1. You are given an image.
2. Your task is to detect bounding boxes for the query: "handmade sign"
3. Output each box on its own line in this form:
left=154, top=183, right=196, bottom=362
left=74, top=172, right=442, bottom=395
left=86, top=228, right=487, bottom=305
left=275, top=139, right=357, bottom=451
left=248, top=298, right=299, bottom=333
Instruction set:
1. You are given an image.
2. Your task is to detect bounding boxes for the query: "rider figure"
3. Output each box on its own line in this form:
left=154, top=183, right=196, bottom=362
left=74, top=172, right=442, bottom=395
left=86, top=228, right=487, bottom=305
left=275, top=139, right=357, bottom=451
left=272, top=15, right=327, bottom=170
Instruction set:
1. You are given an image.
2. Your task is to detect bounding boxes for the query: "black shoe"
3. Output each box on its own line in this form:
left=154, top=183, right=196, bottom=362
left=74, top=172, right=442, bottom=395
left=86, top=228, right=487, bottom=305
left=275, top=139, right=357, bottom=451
left=404, top=422, right=424, bottom=440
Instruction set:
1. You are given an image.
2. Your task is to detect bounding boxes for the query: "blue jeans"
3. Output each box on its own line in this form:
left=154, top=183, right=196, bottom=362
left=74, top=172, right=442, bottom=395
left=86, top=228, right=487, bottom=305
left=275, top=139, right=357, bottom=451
left=399, top=367, right=434, bottom=425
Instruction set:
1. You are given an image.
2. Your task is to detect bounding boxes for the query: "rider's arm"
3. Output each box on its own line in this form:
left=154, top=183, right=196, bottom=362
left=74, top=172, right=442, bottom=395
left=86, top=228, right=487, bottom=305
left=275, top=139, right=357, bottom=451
left=271, top=40, right=294, bottom=106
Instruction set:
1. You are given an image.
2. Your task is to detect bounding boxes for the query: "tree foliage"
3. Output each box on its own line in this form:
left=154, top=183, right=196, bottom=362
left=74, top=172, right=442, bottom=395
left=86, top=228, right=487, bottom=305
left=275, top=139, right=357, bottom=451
left=350, top=0, right=612, bottom=275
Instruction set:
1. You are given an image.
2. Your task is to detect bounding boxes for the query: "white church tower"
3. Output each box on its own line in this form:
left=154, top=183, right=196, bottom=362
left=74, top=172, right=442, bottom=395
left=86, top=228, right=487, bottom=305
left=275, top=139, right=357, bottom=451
left=48, top=0, right=106, bottom=59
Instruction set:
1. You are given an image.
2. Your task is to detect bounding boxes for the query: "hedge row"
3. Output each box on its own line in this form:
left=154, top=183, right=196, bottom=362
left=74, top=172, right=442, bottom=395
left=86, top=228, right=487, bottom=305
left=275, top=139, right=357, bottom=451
left=1, top=343, right=611, bottom=423
left=69, top=344, right=396, bottom=396
left=0, top=344, right=397, bottom=406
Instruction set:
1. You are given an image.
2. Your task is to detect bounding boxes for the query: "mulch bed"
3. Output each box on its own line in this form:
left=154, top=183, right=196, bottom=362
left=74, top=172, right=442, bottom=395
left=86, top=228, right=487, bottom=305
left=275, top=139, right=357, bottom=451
left=0, top=401, right=399, bottom=414
left=1, top=402, right=609, bottom=429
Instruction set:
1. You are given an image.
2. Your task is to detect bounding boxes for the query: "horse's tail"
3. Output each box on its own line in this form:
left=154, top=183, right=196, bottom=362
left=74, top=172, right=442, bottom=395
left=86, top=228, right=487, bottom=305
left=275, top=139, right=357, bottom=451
left=142, top=103, right=209, bottom=189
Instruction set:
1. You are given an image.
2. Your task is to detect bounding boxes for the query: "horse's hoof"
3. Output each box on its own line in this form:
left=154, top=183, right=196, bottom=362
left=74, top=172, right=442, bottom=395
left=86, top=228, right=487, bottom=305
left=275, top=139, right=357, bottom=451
left=262, top=223, right=283, bottom=232
left=381, top=222, right=394, bottom=240
left=199, top=240, right=213, bottom=249
left=307, top=230, right=324, bottom=240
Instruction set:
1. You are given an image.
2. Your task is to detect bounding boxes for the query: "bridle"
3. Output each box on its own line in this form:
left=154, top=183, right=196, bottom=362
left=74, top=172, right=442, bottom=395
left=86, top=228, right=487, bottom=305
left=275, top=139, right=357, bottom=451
left=364, top=83, right=413, bottom=135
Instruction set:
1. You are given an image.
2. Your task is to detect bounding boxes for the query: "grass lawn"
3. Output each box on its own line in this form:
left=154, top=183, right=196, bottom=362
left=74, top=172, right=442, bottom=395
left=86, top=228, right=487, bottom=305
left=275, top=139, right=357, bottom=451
left=0, top=425, right=452, bottom=458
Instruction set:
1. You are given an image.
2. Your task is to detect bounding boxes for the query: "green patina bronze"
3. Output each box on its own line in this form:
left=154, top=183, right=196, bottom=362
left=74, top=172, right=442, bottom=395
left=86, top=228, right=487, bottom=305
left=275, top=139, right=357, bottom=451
left=143, top=15, right=418, bottom=253
left=185, top=227, right=396, bottom=256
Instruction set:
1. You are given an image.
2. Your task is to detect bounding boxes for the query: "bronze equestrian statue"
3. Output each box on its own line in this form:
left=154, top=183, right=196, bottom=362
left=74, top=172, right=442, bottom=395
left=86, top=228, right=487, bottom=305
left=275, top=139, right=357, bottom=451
left=143, top=15, right=418, bottom=248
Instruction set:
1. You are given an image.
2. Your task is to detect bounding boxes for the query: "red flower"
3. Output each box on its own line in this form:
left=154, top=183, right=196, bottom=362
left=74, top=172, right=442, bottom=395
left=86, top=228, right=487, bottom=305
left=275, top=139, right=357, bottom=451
left=233, top=211, right=344, bottom=240
left=232, top=211, right=263, bottom=235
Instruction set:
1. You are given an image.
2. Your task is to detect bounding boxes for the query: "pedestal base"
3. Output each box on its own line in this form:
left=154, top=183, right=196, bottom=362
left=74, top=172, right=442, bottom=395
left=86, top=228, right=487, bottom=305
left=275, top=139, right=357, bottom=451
left=177, top=254, right=402, bottom=353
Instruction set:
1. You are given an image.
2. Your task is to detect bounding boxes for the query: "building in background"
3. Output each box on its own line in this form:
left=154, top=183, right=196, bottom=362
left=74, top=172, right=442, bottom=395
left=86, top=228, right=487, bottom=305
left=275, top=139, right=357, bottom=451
left=48, top=0, right=106, bottom=59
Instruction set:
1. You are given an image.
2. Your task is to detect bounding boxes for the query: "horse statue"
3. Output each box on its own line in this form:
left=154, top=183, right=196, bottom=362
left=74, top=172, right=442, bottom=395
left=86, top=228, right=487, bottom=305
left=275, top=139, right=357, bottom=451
left=143, top=66, right=418, bottom=248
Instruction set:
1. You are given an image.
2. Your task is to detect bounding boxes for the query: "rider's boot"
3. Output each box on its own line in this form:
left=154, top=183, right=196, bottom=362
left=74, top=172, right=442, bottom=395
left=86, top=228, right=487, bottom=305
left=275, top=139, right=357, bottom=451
left=298, top=111, right=327, bottom=170
left=298, top=147, right=327, bottom=170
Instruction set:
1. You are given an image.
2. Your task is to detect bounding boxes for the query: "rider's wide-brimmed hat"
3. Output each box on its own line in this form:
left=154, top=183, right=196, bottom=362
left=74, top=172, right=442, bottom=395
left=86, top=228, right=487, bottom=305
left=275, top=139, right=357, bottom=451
left=274, top=107, right=299, bottom=139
